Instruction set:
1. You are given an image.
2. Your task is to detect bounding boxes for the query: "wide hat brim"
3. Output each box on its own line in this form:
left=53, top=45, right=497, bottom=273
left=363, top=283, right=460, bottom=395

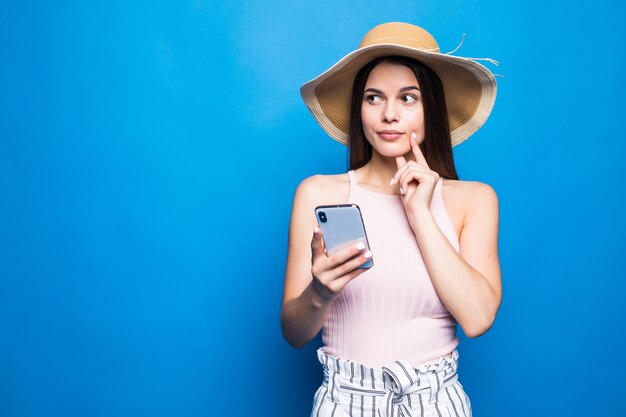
left=300, top=38, right=498, bottom=147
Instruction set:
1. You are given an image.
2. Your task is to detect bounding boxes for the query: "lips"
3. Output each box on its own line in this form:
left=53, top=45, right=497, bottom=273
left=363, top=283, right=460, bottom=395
left=377, top=130, right=404, bottom=141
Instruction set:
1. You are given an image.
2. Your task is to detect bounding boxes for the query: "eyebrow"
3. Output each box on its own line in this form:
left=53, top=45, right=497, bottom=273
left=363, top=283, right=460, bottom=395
left=364, top=86, right=421, bottom=94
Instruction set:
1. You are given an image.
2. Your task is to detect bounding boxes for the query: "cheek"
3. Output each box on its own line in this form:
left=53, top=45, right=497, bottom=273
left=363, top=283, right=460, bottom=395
left=405, top=106, right=425, bottom=130
left=361, top=106, right=371, bottom=124
left=360, top=107, right=374, bottom=129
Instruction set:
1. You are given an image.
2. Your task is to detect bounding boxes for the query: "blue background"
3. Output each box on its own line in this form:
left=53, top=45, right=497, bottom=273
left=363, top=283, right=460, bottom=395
left=1, top=1, right=625, bottom=416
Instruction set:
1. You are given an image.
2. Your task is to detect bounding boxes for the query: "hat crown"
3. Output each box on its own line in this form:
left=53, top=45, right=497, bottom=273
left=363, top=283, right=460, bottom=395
left=358, top=22, right=440, bottom=53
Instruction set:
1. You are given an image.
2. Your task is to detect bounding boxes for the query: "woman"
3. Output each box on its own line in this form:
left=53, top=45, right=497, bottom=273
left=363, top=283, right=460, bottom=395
left=281, top=22, right=502, bottom=417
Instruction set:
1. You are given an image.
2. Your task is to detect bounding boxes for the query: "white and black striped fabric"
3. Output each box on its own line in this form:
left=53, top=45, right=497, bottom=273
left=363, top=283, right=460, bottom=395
left=311, top=348, right=472, bottom=417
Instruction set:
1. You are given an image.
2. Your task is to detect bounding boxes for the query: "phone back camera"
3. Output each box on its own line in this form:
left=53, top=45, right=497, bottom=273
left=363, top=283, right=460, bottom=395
left=318, top=211, right=327, bottom=223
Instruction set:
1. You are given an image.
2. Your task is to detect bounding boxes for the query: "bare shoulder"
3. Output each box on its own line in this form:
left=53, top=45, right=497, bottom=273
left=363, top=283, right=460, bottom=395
left=441, top=178, right=499, bottom=236
left=463, top=180, right=498, bottom=211
left=294, top=172, right=350, bottom=207
left=442, top=178, right=498, bottom=207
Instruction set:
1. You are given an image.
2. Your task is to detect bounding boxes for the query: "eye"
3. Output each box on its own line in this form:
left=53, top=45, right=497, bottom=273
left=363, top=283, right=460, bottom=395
left=365, top=94, right=382, bottom=104
left=402, top=95, right=417, bottom=104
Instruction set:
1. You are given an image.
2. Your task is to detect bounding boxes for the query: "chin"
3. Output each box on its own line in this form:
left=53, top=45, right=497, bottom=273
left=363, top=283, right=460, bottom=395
left=375, top=143, right=411, bottom=158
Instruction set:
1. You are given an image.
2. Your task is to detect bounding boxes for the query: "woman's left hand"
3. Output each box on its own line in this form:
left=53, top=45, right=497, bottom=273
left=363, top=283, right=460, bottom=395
left=391, top=132, right=440, bottom=222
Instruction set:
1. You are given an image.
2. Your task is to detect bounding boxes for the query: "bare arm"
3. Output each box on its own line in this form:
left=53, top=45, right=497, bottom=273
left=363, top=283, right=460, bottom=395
left=280, top=176, right=371, bottom=348
left=410, top=182, right=502, bottom=337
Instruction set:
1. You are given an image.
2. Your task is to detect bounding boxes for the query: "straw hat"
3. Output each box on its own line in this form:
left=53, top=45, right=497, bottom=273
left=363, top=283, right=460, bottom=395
left=300, top=22, right=498, bottom=147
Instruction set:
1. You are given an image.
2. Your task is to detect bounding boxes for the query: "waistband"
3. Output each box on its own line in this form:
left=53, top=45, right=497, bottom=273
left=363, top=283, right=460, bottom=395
left=317, top=348, right=460, bottom=416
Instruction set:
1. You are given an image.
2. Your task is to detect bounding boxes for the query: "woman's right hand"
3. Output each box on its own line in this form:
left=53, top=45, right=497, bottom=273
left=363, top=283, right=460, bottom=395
left=310, top=227, right=373, bottom=305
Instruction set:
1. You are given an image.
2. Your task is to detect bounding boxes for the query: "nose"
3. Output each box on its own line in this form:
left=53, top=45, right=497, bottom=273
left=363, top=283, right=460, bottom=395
left=382, top=101, right=399, bottom=123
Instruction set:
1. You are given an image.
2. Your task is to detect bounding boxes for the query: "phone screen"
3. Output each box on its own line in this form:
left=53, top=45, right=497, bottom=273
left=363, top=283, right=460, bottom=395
left=314, top=204, right=373, bottom=269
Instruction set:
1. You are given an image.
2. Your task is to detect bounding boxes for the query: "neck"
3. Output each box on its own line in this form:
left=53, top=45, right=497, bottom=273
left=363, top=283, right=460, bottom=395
left=358, top=148, right=415, bottom=191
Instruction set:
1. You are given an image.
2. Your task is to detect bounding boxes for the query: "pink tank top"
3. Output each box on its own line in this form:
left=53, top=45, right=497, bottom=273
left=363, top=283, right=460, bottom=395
left=321, top=170, right=461, bottom=368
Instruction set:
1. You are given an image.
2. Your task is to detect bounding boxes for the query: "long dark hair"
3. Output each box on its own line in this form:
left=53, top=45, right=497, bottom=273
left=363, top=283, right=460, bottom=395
left=348, top=55, right=459, bottom=180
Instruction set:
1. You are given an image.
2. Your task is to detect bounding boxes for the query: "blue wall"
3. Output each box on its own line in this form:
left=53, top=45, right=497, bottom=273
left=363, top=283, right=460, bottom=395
left=1, top=1, right=625, bottom=416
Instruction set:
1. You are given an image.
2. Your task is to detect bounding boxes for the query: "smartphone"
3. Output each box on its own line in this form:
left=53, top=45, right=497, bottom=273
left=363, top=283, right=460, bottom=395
left=314, top=204, right=373, bottom=269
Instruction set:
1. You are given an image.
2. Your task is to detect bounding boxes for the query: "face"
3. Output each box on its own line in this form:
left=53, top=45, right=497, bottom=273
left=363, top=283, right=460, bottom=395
left=361, top=61, right=425, bottom=157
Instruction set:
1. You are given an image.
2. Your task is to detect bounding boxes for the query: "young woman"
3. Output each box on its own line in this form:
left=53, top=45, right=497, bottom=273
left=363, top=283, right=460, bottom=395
left=281, top=22, right=502, bottom=417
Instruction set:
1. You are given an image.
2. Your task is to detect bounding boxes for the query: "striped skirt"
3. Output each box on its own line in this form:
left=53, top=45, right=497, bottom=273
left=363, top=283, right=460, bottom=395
left=310, top=348, right=472, bottom=417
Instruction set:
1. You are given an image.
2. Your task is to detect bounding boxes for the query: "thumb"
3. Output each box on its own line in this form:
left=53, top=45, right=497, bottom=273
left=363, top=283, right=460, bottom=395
left=396, top=156, right=406, bottom=169
left=310, top=226, right=325, bottom=259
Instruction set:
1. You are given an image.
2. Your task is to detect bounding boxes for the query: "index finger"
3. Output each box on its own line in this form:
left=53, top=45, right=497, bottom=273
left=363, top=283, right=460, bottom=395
left=411, top=132, right=430, bottom=168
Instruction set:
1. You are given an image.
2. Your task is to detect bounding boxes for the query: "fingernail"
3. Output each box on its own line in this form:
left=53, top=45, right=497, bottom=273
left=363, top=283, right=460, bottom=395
left=411, top=132, right=416, bottom=140
left=356, top=242, right=365, bottom=250
left=389, top=178, right=395, bottom=186
left=314, top=226, right=319, bottom=234
left=400, top=187, right=405, bottom=194
left=364, top=251, right=373, bottom=258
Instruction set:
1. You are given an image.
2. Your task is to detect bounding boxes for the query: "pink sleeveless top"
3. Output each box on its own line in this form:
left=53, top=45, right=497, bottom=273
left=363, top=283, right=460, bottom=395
left=321, top=170, right=461, bottom=368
